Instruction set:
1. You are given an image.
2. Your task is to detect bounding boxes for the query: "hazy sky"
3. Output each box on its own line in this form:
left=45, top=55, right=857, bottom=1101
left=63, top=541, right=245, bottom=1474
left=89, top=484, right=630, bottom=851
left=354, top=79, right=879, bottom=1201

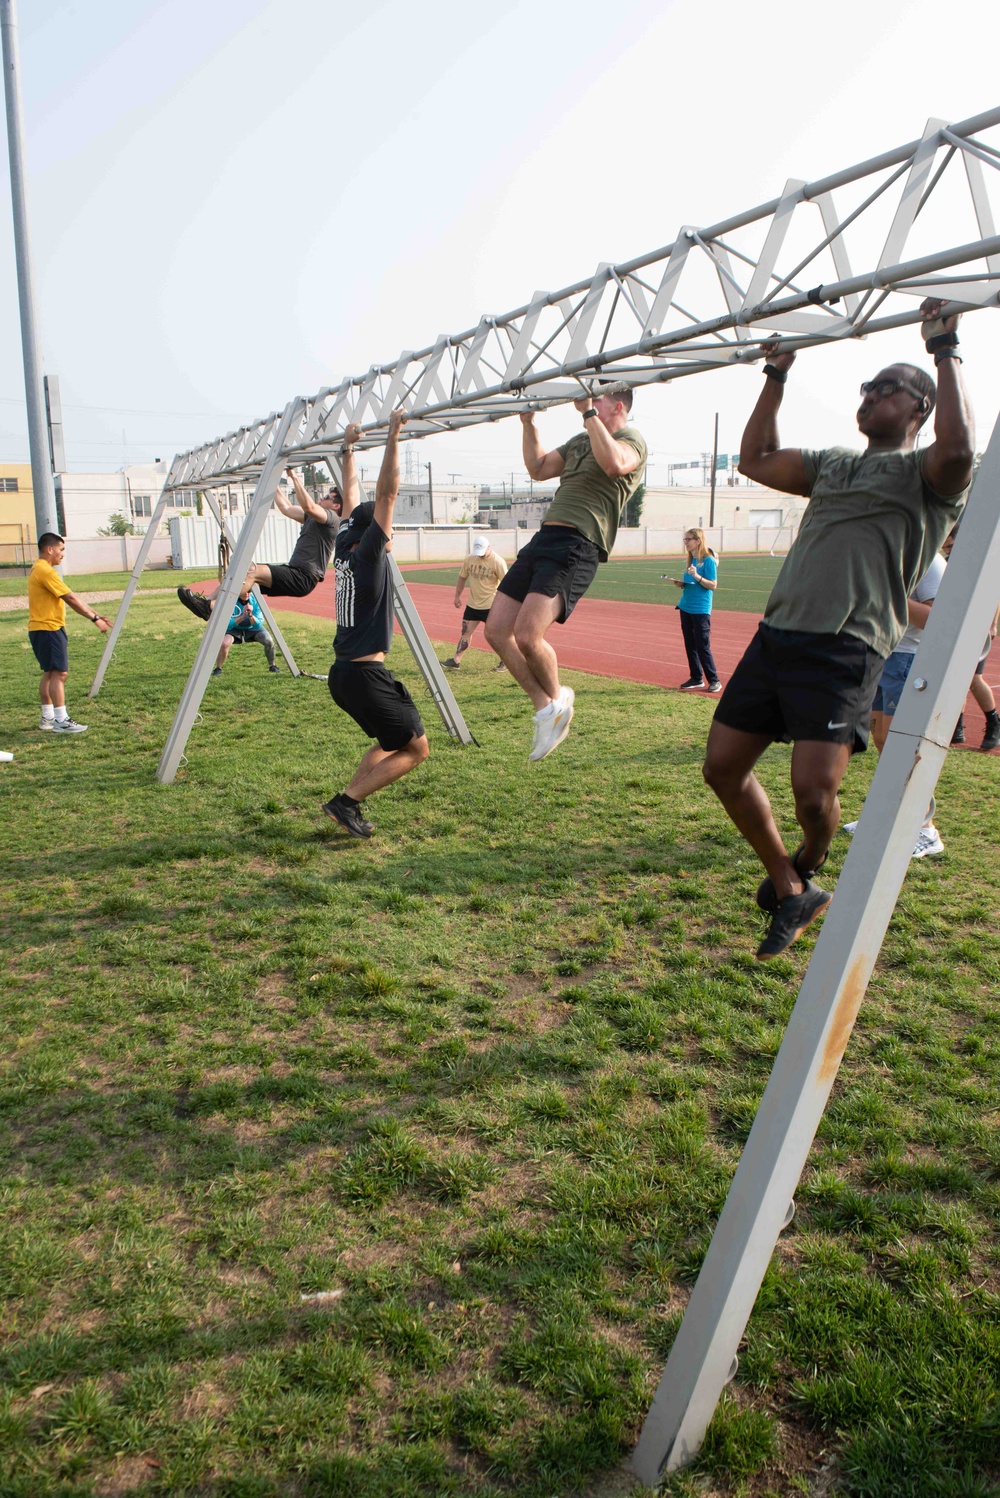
left=1, top=0, right=998, bottom=486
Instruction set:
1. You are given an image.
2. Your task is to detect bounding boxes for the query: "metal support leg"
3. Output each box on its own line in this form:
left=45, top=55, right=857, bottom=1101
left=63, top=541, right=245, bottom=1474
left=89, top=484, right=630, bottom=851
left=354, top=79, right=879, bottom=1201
left=632, top=412, right=1000, bottom=1483
left=200, top=488, right=301, bottom=677
left=89, top=487, right=174, bottom=697
left=390, top=554, right=476, bottom=745
left=156, top=399, right=303, bottom=784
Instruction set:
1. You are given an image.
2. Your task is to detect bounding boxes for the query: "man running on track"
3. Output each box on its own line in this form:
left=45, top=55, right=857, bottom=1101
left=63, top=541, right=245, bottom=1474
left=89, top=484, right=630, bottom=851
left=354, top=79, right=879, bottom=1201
left=703, top=298, right=973, bottom=959
left=485, top=386, right=646, bottom=760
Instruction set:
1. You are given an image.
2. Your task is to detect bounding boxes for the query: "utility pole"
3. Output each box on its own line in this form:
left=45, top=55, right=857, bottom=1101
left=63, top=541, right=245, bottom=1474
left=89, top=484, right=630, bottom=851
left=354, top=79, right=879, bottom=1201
left=1, top=0, right=59, bottom=540
left=709, top=413, right=719, bottom=529
left=425, top=461, right=433, bottom=523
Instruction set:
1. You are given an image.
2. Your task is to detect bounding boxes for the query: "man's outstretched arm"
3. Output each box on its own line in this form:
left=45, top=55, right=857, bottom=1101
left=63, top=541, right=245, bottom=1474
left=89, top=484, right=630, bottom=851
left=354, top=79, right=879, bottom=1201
left=338, top=423, right=362, bottom=521
left=374, top=410, right=407, bottom=533
left=919, top=299, right=974, bottom=497
left=738, top=345, right=810, bottom=496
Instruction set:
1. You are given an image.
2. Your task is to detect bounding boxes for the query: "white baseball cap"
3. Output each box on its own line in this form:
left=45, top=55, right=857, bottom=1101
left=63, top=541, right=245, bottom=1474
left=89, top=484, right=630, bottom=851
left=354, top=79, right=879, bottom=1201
left=471, top=536, right=491, bottom=556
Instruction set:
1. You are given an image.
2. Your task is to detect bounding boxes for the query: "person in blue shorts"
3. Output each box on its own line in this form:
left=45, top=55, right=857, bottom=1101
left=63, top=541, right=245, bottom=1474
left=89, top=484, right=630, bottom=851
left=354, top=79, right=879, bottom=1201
left=670, top=527, right=720, bottom=692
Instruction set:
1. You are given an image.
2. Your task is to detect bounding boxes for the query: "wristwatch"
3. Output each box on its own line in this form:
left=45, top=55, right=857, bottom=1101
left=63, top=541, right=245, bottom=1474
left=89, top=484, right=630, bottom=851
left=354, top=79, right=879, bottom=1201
left=582, top=407, right=598, bottom=421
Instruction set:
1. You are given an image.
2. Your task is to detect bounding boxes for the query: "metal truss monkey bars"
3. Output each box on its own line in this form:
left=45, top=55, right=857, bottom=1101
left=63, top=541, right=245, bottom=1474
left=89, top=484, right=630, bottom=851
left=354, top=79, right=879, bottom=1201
left=110, top=109, right=1000, bottom=1483
left=160, top=106, right=1000, bottom=496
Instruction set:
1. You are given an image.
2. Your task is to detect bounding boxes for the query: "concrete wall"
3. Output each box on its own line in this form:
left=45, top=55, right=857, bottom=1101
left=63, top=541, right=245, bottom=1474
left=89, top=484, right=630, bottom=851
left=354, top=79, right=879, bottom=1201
left=167, top=516, right=796, bottom=568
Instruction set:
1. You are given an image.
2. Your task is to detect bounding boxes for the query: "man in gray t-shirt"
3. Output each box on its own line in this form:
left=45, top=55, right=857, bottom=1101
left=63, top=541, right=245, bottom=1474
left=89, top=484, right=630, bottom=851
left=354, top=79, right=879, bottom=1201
left=176, top=425, right=362, bottom=622
left=703, top=297, right=973, bottom=960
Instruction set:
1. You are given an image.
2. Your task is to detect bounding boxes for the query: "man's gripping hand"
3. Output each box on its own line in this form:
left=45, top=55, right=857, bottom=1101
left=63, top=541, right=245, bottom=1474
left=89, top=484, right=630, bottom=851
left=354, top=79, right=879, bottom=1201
left=920, top=296, right=961, bottom=344
left=760, top=339, right=796, bottom=374
left=387, top=409, right=407, bottom=437
left=343, top=422, right=362, bottom=446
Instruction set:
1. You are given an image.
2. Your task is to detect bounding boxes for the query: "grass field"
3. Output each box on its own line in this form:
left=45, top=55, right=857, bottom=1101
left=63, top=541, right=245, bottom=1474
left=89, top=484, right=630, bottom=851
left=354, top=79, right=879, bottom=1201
left=398, top=557, right=785, bottom=615
left=2, top=594, right=1000, bottom=1498
left=0, top=569, right=218, bottom=599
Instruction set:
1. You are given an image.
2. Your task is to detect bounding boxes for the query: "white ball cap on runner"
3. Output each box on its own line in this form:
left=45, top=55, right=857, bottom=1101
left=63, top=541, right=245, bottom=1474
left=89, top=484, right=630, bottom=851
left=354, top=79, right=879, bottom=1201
left=471, top=535, right=490, bottom=556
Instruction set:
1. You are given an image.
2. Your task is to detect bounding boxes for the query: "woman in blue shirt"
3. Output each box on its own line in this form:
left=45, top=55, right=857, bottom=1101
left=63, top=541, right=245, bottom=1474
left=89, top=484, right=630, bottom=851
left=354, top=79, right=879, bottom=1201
left=672, top=528, right=720, bottom=692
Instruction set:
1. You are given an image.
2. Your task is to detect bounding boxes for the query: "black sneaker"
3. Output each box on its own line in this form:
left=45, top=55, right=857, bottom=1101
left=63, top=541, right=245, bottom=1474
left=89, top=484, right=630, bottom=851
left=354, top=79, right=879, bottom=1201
left=679, top=678, right=705, bottom=691
left=756, top=843, right=828, bottom=915
left=951, top=715, right=966, bottom=745
left=981, top=714, right=1000, bottom=752
left=443, top=658, right=461, bottom=670
left=756, top=880, right=832, bottom=960
left=178, top=586, right=211, bottom=621
left=323, top=795, right=374, bottom=838
left=268, top=665, right=281, bottom=673
left=705, top=680, right=722, bottom=694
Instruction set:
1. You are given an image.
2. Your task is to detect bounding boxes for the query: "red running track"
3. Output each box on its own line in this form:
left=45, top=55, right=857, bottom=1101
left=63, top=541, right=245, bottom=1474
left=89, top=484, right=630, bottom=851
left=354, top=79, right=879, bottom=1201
left=193, top=577, right=999, bottom=741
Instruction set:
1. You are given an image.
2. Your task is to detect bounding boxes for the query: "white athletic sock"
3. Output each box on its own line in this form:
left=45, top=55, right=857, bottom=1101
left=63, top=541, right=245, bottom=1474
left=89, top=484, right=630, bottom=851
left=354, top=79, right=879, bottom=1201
left=54, top=705, right=69, bottom=722
left=537, top=698, right=557, bottom=717
left=41, top=704, right=55, bottom=721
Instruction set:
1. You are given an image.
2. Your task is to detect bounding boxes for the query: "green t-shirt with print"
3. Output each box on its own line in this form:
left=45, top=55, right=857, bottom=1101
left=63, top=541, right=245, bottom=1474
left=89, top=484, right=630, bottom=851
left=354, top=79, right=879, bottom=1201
left=548, top=424, right=647, bottom=561
left=764, top=446, right=968, bottom=658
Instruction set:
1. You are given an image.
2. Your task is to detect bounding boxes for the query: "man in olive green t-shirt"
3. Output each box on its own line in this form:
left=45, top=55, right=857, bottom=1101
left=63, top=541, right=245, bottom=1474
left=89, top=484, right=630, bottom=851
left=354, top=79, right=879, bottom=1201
left=703, top=297, right=973, bottom=961
left=485, top=386, right=646, bottom=761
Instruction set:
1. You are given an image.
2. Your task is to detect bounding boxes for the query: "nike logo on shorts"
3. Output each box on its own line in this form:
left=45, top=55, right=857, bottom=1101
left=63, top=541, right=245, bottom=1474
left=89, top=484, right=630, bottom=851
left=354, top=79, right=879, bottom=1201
left=827, top=720, right=848, bottom=729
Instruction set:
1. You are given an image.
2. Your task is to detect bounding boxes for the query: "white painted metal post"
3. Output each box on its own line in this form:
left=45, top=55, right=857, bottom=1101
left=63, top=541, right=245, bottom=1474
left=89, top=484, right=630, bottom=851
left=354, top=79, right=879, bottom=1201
left=89, top=488, right=175, bottom=697
left=632, top=416, right=1000, bottom=1484
left=156, top=400, right=303, bottom=784
left=389, top=555, right=475, bottom=746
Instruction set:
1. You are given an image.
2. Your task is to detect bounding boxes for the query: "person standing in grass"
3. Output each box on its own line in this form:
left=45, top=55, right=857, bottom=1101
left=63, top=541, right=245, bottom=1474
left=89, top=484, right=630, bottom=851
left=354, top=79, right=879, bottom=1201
left=485, top=384, right=646, bottom=761
left=28, top=533, right=110, bottom=735
left=324, top=410, right=429, bottom=839
left=211, top=587, right=280, bottom=677
left=444, top=535, right=508, bottom=671
left=703, top=297, right=973, bottom=960
left=671, top=528, right=720, bottom=693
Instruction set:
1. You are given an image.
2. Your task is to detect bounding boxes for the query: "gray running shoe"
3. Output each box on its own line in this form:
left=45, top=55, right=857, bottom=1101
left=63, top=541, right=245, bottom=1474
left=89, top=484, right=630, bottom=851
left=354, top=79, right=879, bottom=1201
left=39, top=716, right=54, bottom=731
left=52, top=718, right=88, bottom=734
left=757, top=880, right=832, bottom=960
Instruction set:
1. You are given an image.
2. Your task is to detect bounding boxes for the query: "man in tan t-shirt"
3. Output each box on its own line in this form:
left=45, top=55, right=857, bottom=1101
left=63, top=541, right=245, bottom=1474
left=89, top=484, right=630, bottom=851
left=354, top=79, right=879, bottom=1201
left=485, top=384, right=646, bottom=761
left=444, top=536, right=508, bottom=671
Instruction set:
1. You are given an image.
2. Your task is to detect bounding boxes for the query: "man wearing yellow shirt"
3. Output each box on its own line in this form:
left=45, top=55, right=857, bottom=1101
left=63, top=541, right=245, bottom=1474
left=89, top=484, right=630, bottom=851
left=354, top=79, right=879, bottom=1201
left=28, top=533, right=110, bottom=735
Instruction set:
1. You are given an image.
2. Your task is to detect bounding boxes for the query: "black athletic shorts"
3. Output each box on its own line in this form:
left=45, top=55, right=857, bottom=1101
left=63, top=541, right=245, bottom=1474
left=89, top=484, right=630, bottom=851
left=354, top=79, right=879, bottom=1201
left=29, top=628, right=69, bottom=673
left=462, top=605, right=491, bottom=623
left=713, top=623, right=884, bottom=753
left=259, top=564, right=321, bottom=598
left=496, top=525, right=599, bottom=624
left=329, top=661, right=425, bottom=752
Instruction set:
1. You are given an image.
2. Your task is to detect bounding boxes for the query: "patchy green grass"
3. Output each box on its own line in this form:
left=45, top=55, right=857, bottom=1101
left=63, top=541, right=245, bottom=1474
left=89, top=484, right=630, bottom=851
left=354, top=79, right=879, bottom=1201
left=400, top=555, right=785, bottom=614
left=0, top=568, right=217, bottom=598
left=1, top=595, right=999, bottom=1498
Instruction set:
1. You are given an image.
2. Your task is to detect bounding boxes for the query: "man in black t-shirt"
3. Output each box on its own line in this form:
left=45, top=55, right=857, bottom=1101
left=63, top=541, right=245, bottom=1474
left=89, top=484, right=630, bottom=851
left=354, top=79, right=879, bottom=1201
left=324, top=410, right=429, bottom=838
left=176, top=426, right=361, bottom=620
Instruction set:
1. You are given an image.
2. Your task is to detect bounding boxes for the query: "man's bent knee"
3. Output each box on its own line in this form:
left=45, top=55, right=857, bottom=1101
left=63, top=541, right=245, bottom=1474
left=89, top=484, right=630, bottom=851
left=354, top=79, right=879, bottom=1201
left=407, top=734, right=430, bottom=764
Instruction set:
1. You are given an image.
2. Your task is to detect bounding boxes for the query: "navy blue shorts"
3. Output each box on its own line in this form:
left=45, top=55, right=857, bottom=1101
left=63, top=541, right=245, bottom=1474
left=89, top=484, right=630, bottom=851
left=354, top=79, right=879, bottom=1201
left=29, top=628, right=69, bottom=673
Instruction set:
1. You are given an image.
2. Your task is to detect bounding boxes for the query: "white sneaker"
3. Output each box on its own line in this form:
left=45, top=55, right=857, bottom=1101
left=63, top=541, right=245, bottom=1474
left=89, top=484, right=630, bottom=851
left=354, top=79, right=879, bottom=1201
left=39, top=716, right=55, bottom=731
left=843, top=821, right=859, bottom=836
left=529, top=687, right=575, bottom=761
left=52, top=718, right=88, bottom=734
left=912, top=825, right=944, bottom=859
left=0, top=750, right=12, bottom=762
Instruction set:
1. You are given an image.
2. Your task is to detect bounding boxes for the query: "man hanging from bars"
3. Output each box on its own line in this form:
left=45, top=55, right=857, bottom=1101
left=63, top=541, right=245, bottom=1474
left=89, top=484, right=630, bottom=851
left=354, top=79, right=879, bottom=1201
left=323, top=409, right=429, bottom=838
left=703, top=297, right=973, bottom=960
left=485, top=383, right=646, bottom=760
left=176, top=424, right=362, bottom=619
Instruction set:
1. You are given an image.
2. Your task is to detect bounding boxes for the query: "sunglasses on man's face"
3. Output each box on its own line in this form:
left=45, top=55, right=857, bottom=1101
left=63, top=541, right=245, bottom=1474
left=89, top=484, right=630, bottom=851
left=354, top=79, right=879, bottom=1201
left=859, top=378, right=924, bottom=402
